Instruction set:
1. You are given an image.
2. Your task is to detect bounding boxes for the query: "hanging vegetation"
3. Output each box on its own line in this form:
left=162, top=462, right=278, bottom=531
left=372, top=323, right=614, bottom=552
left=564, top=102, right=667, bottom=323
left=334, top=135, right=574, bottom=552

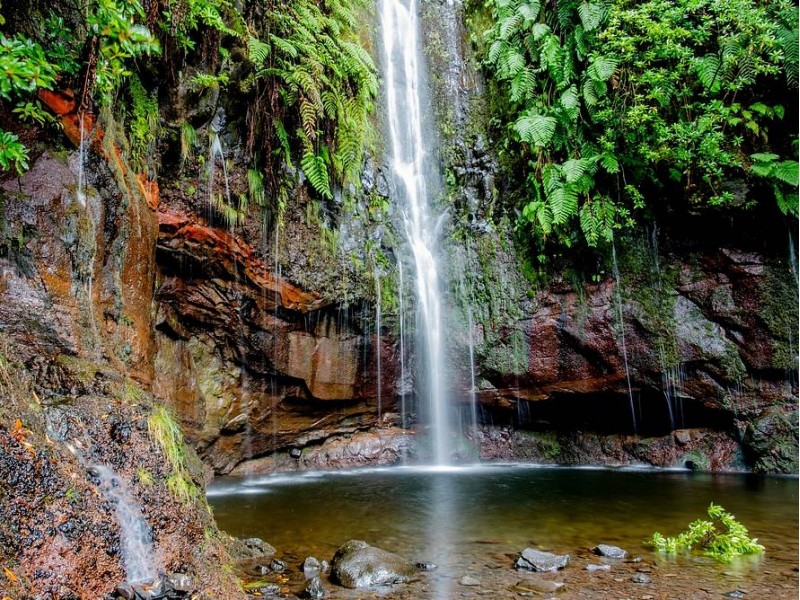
left=476, top=0, right=799, bottom=253
left=244, top=0, right=378, bottom=200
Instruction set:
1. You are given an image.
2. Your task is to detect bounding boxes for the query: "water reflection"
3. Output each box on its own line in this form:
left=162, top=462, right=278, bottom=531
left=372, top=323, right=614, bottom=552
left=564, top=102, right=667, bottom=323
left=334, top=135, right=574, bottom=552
left=208, top=465, right=798, bottom=596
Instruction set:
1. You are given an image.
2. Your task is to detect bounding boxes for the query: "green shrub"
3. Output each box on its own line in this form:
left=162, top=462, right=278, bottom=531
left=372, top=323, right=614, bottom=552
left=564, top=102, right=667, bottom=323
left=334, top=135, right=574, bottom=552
left=648, top=503, right=765, bottom=562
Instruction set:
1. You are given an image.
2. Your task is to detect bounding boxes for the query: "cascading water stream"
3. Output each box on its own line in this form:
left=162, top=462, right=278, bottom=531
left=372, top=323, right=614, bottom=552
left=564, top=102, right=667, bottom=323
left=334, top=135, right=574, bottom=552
left=76, top=113, right=87, bottom=208
left=379, top=0, right=449, bottom=464
left=91, top=465, right=158, bottom=584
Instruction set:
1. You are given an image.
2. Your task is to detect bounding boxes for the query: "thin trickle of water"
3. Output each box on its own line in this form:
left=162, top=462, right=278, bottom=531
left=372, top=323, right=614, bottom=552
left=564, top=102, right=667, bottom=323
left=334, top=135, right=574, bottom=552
left=789, top=229, right=799, bottom=288
left=91, top=465, right=157, bottom=584
left=375, top=271, right=383, bottom=420
left=661, top=360, right=687, bottom=431
left=397, top=261, right=408, bottom=429
left=208, top=132, right=232, bottom=218
left=466, top=303, right=478, bottom=428
left=76, top=113, right=87, bottom=208
left=380, top=0, right=449, bottom=464
left=611, top=239, right=637, bottom=434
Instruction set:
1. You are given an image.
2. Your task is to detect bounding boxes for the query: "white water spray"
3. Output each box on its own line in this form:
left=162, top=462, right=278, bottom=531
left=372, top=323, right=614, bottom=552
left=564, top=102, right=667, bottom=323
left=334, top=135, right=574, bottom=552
left=91, top=465, right=158, bottom=583
left=380, top=0, right=449, bottom=464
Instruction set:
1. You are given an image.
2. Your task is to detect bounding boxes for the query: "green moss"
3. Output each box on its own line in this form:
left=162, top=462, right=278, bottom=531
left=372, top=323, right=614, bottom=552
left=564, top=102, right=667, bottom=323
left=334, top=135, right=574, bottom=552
left=759, top=263, right=799, bottom=370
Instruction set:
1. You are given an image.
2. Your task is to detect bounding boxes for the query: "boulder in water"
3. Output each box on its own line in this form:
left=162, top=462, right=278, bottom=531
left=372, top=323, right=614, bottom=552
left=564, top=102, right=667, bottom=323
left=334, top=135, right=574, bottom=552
left=331, top=540, right=415, bottom=588
left=514, top=548, right=570, bottom=572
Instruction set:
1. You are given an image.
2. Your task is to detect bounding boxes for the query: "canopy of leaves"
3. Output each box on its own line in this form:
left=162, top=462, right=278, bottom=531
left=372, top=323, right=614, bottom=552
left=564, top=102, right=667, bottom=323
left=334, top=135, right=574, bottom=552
left=477, top=0, right=799, bottom=254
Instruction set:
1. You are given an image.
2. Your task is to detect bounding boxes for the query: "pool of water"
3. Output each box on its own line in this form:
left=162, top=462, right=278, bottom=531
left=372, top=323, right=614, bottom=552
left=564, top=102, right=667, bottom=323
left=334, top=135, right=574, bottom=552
left=208, top=465, right=799, bottom=598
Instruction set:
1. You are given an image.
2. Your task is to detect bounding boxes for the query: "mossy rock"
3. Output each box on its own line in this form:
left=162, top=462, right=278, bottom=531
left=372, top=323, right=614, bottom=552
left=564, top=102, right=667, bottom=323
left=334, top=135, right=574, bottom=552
left=743, top=408, right=799, bottom=474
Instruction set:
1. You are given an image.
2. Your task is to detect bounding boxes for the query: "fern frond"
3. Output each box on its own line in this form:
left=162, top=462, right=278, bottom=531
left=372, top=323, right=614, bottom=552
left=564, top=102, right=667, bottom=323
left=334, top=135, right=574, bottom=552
left=773, top=160, right=799, bottom=187
left=577, top=2, right=604, bottom=31
left=248, top=36, right=270, bottom=67
left=514, top=113, right=557, bottom=146
left=301, top=150, right=332, bottom=199
left=588, top=55, right=618, bottom=81
left=547, top=183, right=579, bottom=225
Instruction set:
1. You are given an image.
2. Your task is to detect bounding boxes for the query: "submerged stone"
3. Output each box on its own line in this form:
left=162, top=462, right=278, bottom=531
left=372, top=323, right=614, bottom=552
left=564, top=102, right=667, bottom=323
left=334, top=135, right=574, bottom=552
left=586, top=564, right=611, bottom=572
left=593, top=544, right=627, bottom=559
left=331, top=540, right=414, bottom=589
left=631, top=573, right=653, bottom=584
left=460, top=575, right=481, bottom=586
left=514, top=548, right=570, bottom=572
left=511, top=580, right=565, bottom=594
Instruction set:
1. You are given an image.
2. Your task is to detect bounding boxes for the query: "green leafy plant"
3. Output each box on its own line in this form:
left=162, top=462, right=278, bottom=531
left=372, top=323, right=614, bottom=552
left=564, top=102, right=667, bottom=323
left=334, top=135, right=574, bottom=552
left=245, top=0, right=378, bottom=199
left=648, top=503, right=765, bottom=562
left=476, top=0, right=798, bottom=253
left=750, top=152, right=799, bottom=217
left=87, top=0, right=160, bottom=102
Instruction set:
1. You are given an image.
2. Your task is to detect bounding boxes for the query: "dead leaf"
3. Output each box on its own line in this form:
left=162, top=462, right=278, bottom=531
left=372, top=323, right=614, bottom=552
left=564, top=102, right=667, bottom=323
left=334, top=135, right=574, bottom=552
left=3, top=565, right=18, bottom=583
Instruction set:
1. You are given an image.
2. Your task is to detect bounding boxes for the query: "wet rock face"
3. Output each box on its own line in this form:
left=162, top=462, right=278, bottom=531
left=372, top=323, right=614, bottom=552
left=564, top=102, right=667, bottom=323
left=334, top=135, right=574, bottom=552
left=464, top=242, right=797, bottom=471
left=152, top=209, right=398, bottom=474
left=0, top=149, right=243, bottom=598
left=0, top=151, right=157, bottom=384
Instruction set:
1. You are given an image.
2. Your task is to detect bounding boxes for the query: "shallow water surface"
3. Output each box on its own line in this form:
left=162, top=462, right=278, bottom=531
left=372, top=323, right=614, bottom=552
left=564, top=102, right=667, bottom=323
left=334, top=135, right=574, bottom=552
left=208, top=465, right=799, bottom=598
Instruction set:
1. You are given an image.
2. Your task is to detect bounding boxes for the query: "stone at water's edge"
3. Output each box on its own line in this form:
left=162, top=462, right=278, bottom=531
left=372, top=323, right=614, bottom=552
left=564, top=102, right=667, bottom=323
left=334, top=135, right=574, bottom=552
left=301, top=576, right=327, bottom=599
left=593, top=544, right=628, bottom=559
left=331, top=540, right=415, bottom=589
left=514, top=548, right=570, bottom=572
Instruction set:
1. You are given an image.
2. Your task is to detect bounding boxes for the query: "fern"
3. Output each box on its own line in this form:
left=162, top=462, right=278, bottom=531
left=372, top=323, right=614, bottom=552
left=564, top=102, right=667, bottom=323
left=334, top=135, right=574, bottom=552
left=248, top=0, right=377, bottom=199
left=514, top=113, right=557, bottom=146
left=301, top=150, right=332, bottom=199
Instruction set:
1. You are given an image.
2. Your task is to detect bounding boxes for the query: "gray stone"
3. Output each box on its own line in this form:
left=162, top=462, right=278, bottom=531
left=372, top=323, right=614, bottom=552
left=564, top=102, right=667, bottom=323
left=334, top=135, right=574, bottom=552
left=585, top=564, right=611, bottom=572
left=331, top=540, right=414, bottom=589
left=511, top=580, right=565, bottom=594
left=167, top=573, right=193, bottom=593
left=255, top=583, right=281, bottom=596
left=303, top=556, right=321, bottom=578
left=242, top=537, right=276, bottom=557
left=115, top=583, right=136, bottom=600
left=631, top=573, right=653, bottom=584
left=723, top=591, right=745, bottom=599
left=301, top=576, right=327, bottom=599
left=593, top=544, right=627, bottom=559
left=460, top=576, right=481, bottom=586
left=415, top=562, right=437, bottom=571
left=269, top=558, right=287, bottom=573
left=514, top=548, right=570, bottom=572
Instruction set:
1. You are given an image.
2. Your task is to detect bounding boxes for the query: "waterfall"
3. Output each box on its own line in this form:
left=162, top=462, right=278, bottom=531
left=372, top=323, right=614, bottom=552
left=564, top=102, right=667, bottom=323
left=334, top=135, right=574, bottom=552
left=397, top=261, right=409, bottom=428
left=379, top=0, right=449, bottom=464
left=88, top=464, right=158, bottom=584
